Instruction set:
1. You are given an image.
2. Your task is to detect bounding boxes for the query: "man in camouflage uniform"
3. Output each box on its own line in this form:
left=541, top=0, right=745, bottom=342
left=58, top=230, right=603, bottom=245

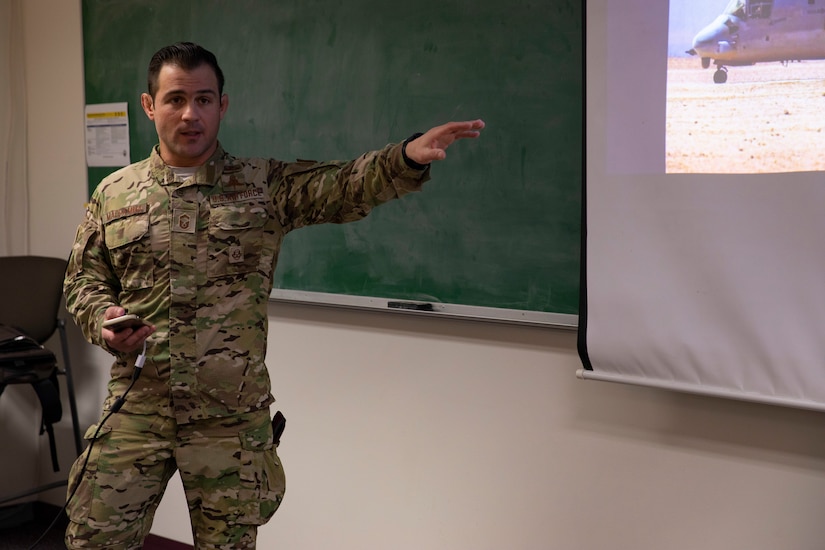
left=63, top=41, right=484, bottom=549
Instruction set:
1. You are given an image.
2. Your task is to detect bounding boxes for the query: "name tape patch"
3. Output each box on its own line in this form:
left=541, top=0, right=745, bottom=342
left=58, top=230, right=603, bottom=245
left=210, top=187, right=265, bottom=206
left=105, top=204, right=149, bottom=222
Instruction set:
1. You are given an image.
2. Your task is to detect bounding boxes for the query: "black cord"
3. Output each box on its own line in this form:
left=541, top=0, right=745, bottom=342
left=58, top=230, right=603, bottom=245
left=27, top=341, right=147, bottom=550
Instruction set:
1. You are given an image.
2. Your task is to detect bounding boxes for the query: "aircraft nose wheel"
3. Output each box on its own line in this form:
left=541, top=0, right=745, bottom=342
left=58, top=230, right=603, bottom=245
left=713, top=67, right=728, bottom=83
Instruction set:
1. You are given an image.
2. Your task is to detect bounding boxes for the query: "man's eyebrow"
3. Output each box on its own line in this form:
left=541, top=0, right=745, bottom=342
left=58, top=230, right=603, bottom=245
left=165, top=88, right=218, bottom=96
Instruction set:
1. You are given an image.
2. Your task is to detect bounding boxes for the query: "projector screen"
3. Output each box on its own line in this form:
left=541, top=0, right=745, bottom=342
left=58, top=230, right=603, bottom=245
left=578, top=0, right=825, bottom=411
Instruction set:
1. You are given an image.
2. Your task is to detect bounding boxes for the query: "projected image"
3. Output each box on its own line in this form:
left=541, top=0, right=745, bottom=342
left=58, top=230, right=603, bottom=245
left=667, top=0, right=825, bottom=173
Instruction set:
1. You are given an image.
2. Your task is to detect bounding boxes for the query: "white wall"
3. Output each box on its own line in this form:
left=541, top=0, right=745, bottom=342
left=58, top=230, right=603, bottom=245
left=0, top=0, right=88, bottom=509
left=16, top=2, right=825, bottom=549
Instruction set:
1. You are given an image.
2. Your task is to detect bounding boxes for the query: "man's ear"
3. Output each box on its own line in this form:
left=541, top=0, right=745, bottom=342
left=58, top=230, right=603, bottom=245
left=140, top=93, right=155, bottom=120
left=219, top=94, right=229, bottom=120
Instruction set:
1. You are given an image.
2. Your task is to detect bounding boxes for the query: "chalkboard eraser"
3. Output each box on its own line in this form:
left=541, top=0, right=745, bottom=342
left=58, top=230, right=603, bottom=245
left=387, top=301, right=434, bottom=312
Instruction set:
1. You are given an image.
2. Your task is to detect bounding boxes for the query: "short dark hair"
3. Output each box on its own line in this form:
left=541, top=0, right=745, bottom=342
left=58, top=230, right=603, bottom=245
left=146, top=42, right=225, bottom=98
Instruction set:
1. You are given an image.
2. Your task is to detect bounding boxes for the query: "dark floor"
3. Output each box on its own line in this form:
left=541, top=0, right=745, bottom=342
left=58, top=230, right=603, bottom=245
left=0, top=502, right=68, bottom=550
left=0, top=502, right=192, bottom=549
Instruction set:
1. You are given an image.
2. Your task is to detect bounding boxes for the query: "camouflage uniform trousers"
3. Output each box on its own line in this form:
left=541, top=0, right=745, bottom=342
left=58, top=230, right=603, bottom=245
left=65, top=408, right=286, bottom=549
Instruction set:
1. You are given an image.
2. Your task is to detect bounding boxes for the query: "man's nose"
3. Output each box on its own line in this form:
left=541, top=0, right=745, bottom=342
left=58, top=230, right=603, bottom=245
left=181, top=101, right=199, bottom=120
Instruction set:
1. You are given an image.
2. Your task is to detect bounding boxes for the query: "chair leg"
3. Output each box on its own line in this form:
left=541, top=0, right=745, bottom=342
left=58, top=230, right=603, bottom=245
left=58, top=320, right=83, bottom=456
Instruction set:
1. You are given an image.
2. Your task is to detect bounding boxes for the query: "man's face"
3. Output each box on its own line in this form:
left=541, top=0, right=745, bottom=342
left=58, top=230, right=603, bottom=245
left=140, top=63, right=228, bottom=167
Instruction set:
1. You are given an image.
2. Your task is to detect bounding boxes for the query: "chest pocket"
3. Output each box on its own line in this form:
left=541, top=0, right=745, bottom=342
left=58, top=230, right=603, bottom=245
left=103, top=212, right=154, bottom=290
left=208, top=204, right=267, bottom=277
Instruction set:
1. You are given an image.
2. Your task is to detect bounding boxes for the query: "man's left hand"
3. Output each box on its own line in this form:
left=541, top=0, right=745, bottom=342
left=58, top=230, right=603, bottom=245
left=405, top=119, right=485, bottom=165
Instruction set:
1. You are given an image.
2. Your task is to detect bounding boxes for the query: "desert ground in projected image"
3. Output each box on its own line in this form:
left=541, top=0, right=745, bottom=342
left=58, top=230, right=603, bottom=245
left=667, top=57, right=825, bottom=173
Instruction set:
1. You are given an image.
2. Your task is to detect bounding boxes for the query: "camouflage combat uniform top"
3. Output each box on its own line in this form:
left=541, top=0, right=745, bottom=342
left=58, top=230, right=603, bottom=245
left=65, top=142, right=429, bottom=423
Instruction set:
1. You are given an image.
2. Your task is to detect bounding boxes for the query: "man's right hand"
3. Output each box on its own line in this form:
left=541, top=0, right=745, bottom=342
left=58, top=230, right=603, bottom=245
left=102, top=306, right=156, bottom=353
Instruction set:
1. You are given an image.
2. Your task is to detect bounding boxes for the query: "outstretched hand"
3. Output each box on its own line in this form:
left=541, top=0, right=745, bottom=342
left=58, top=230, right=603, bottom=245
left=405, top=119, right=485, bottom=165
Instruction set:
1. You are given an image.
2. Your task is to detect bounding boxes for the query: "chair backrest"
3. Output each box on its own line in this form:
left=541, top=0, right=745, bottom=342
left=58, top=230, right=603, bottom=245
left=0, top=256, right=68, bottom=344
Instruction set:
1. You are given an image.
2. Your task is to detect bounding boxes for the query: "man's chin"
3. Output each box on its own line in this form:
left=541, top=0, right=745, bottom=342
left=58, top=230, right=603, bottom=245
left=169, top=143, right=213, bottom=165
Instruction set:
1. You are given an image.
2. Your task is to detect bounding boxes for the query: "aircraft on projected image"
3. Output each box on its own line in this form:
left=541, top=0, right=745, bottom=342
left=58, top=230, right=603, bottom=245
left=687, top=0, right=825, bottom=83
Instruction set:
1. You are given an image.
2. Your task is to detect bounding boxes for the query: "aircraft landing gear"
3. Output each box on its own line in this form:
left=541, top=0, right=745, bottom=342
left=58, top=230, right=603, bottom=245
left=713, top=66, right=728, bottom=84
left=702, top=57, right=711, bottom=69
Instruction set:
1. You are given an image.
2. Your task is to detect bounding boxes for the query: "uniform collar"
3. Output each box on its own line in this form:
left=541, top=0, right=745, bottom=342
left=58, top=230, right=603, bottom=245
left=150, top=143, right=228, bottom=188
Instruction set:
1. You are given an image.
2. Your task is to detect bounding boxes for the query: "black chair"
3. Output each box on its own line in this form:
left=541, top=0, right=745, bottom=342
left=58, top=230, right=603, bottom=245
left=0, top=255, right=82, bottom=505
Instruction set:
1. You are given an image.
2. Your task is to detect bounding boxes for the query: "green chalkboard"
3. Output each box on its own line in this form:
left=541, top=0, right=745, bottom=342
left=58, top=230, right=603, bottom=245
left=82, top=0, right=582, bottom=322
